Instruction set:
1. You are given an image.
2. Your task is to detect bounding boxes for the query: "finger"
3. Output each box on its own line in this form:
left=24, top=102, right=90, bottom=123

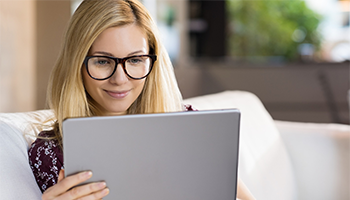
left=75, top=188, right=109, bottom=200
left=60, top=182, right=109, bottom=200
left=58, top=169, right=65, bottom=183
left=44, top=171, right=93, bottom=198
left=81, top=188, right=109, bottom=200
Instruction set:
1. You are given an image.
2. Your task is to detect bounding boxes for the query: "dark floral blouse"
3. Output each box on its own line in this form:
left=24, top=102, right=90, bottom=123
left=28, top=105, right=196, bottom=193
left=28, top=130, right=63, bottom=193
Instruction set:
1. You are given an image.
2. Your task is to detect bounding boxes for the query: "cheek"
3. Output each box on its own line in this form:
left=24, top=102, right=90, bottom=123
left=135, top=79, right=146, bottom=93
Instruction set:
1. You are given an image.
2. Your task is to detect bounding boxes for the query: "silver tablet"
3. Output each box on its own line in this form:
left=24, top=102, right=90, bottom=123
left=63, top=109, right=240, bottom=200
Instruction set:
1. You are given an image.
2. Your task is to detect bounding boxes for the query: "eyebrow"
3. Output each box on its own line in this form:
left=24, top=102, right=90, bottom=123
left=92, top=50, right=146, bottom=57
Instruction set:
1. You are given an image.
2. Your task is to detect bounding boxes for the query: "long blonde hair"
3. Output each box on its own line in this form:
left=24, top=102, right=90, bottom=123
left=47, top=0, right=183, bottom=145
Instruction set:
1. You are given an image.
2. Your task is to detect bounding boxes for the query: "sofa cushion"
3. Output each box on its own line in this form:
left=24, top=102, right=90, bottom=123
left=276, top=120, right=350, bottom=200
left=183, top=90, right=297, bottom=200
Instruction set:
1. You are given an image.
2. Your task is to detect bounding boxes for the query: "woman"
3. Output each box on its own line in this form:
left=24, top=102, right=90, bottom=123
left=28, top=0, right=255, bottom=199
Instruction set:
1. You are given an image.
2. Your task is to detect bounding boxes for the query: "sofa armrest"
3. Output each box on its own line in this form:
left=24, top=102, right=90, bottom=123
left=275, top=120, right=350, bottom=200
left=0, top=110, right=54, bottom=199
left=0, top=121, right=42, bottom=199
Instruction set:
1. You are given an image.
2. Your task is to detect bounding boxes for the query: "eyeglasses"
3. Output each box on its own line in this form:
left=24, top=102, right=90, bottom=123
left=84, top=55, right=157, bottom=80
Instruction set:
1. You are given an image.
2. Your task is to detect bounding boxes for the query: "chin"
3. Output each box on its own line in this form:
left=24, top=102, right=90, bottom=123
left=104, top=105, right=130, bottom=116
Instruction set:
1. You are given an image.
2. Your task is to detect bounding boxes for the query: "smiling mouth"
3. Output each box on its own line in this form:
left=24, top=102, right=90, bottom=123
left=105, top=90, right=130, bottom=99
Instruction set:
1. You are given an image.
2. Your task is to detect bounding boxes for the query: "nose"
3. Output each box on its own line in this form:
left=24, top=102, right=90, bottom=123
left=109, top=63, right=128, bottom=85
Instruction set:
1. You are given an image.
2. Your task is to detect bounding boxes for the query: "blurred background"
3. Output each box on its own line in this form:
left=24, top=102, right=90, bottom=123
left=0, top=0, right=349, bottom=124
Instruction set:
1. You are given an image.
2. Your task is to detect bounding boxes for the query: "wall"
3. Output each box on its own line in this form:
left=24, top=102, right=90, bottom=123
left=0, top=1, right=71, bottom=112
left=0, top=0, right=36, bottom=112
left=35, top=1, right=71, bottom=109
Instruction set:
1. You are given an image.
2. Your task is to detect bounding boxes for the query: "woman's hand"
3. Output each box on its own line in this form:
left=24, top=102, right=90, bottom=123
left=42, top=169, right=109, bottom=200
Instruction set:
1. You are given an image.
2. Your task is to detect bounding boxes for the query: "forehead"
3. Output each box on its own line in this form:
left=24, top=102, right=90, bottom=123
left=90, top=24, right=149, bottom=56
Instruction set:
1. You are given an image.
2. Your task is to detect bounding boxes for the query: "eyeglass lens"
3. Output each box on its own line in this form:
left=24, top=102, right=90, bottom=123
left=87, top=56, right=152, bottom=79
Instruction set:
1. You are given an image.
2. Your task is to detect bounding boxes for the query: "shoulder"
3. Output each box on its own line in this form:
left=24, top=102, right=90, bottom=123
left=37, top=130, right=56, bottom=138
left=183, top=104, right=198, bottom=111
left=28, top=130, right=63, bottom=167
left=28, top=130, right=62, bottom=161
left=28, top=130, right=61, bottom=155
left=28, top=130, right=63, bottom=192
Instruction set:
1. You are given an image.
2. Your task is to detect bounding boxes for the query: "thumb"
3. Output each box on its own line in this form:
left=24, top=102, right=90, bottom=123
left=58, top=169, right=65, bottom=183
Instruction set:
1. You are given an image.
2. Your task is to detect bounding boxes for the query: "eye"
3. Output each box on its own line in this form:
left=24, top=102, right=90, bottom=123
left=95, top=59, right=111, bottom=65
left=127, top=57, right=144, bottom=64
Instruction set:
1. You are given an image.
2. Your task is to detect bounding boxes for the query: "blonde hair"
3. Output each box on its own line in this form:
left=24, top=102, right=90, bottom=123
left=47, top=0, right=183, bottom=146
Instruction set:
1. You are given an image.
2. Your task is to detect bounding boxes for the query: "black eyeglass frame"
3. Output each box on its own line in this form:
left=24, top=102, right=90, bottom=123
left=84, top=54, right=157, bottom=80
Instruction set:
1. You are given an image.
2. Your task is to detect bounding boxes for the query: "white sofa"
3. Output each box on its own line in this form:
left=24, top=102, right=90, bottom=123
left=0, top=90, right=349, bottom=200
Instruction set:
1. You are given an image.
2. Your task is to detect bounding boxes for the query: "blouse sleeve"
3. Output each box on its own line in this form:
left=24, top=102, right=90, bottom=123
left=28, top=131, right=63, bottom=193
left=184, top=104, right=197, bottom=111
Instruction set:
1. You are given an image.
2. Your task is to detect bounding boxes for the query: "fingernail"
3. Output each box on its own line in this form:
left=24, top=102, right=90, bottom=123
left=102, top=188, right=110, bottom=196
left=84, top=171, right=92, bottom=178
left=98, top=182, right=106, bottom=189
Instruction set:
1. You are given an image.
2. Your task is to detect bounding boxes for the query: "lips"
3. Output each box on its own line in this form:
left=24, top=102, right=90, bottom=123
left=105, top=89, right=130, bottom=99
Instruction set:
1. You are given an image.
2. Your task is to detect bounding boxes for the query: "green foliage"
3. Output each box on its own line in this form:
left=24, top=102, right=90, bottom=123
left=227, top=0, right=322, bottom=62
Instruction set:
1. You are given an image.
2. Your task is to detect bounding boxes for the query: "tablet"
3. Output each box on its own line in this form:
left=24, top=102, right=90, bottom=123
left=63, top=109, right=240, bottom=200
